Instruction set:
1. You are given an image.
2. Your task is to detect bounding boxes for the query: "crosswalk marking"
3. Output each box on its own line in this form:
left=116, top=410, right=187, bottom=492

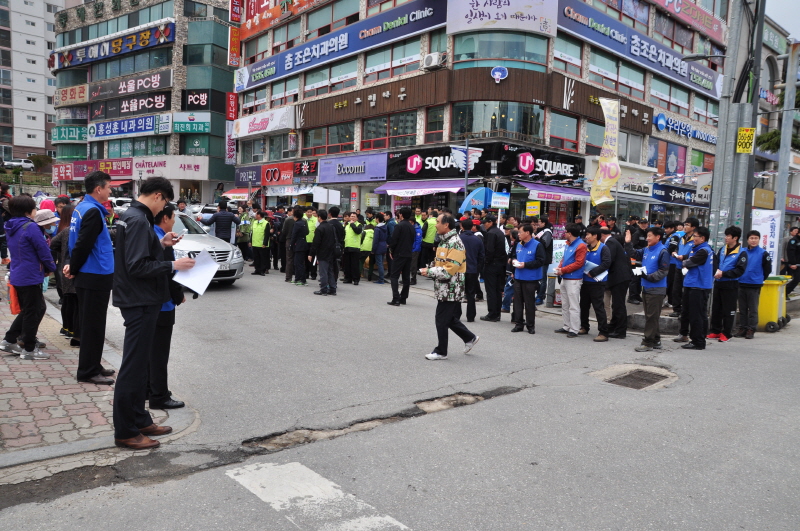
left=226, top=462, right=410, bottom=530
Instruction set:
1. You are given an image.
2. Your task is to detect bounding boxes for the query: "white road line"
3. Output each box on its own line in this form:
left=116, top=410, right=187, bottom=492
left=226, top=462, right=410, bottom=531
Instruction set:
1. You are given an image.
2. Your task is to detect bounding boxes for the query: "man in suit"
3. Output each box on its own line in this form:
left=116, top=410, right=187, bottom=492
left=480, top=215, right=507, bottom=322
left=388, top=207, right=415, bottom=306
left=600, top=227, right=633, bottom=339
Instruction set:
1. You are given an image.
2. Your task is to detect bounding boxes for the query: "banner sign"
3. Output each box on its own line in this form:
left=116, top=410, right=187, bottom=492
left=751, top=209, right=780, bottom=275
left=446, top=0, right=556, bottom=37
left=590, top=98, right=621, bottom=206
left=763, top=21, right=788, bottom=54
left=318, top=153, right=388, bottom=184
left=230, top=106, right=295, bottom=139
left=73, top=161, right=98, bottom=179
left=652, top=183, right=709, bottom=206
left=260, top=162, right=294, bottom=186
left=235, top=0, right=445, bottom=92
left=96, top=158, right=134, bottom=177
left=265, top=185, right=316, bottom=196
left=226, top=121, right=237, bottom=165
left=737, top=127, right=756, bottom=154
left=786, top=194, right=800, bottom=215
left=173, top=112, right=211, bottom=133
left=56, top=107, right=89, bottom=120
left=526, top=201, right=541, bottom=217
left=52, top=126, right=88, bottom=143
left=242, top=0, right=362, bottom=42
left=228, top=26, right=241, bottom=68
left=294, top=160, right=318, bottom=177
left=558, top=3, right=722, bottom=99
left=226, top=92, right=238, bottom=120
left=56, top=22, right=175, bottom=69
left=53, top=164, right=74, bottom=181
left=648, top=0, right=725, bottom=45
left=654, top=113, right=718, bottom=144
left=491, top=192, right=511, bottom=209
left=87, top=115, right=163, bottom=140
left=54, top=84, right=88, bottom=107
left=235, top=164, right=262, bottom=186
left=449, top=145, right=484, bottom=173
left=90, top=92, right=171, bottom=121
left=132, top=155, right=209, bottom=180
left=89, top=69, right=173, bottom=101
left=229, top=0, right=242, bottom=23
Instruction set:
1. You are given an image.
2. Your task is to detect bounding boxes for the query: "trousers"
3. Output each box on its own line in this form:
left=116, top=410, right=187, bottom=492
left=148, top=309, right=174, bottom=405
left=484, top=264, right=506, bottom=318
left=390, top=256, right=411, bottom=302
left=114, top=304, right=161, bottom=439
left=284, top=240, right=294, bottom=281
left=786, top=267, right=800, bottom=296
left=76, top=287, right=110, bottom=381
left=642, top=291, right=665, bottom=345
left=465, top=272, right=480, bottom=322
left=293, top=250, right=307, bottom=283
left=710, top=283, right=738, bottom=337
left=579, top=281, right=608, bottom=334
left=60, top=293, right=80, bottom=336
left=738, top=285, right=761, bottom=331
left=605, top=281, right=629, bottom=335
left=512, top=279, right=539, bottom=330
left=680, top=288, right=710, bottom=348
left=343, top=250, right=360, bottom=283
left=318, top=259, right=336, bottom=292
left=433, top=301, right=475, bottom=356
left=252, top=246, right=269, bottom=274
left=4, top=284, right=46, bottom=352
left=560, top=279, right=583, bottom=333
left=671, top=266, right=685, bottom=311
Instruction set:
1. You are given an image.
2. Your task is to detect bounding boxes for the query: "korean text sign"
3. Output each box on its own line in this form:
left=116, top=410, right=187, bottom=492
left=590, top=98, right=621, bottom=206
left=56, top=22, right=175, bottom=69
left=446, top=0, right=557, bottom=38
left=87, top=116, right=159, bottom=140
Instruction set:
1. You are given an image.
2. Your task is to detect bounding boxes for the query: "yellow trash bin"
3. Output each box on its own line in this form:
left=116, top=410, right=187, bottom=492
left=757, top=276, right=792, bottom=332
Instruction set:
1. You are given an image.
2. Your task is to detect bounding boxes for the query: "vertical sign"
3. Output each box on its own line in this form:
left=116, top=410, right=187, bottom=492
left=751, top=209, right=781, bottom=275
left=226, top=92, right=238, bottom=120
left=228, top=26, right=241, bottom=68
left=229, top=0, right=242, bottom=23
left=590, top=98, right=622, bottom=205
left=225, top=121, right=237, bottom=165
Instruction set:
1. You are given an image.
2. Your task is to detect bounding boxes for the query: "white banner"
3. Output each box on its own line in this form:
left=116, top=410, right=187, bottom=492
left=231, top=106, right=295, bottom=139
left=132, top=155, right=210, bottom=181
left=225, top=121, right=236, bottom=165
left=446, top=0, right=557, bottom=37
left=266, top=184, right=316, bottom=196
left=751, top=209, right=781, bottom=276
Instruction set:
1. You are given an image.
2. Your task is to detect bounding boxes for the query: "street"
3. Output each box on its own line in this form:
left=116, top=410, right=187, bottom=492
left=1, top=270, right=799, bottom=530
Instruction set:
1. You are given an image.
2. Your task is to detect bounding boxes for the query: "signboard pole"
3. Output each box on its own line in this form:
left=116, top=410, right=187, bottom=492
left=614, top=179, right=619, bottom=219
left=774, top=41, right=800, bottom=265
left=464, top=135, right=469, bottom=211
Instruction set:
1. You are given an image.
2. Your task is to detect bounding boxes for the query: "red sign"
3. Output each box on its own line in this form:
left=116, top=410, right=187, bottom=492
left=293, top=160, right=318, bottom=176
left=53, top=163, right=74, bottom=181
left=228, top=26, right=241, bottom=68
left=649, top=0, right=726, bottom=45
left=260, top=162, right=294, bottom=186
left=787, top=194, right=800, bottom=214
left=98, top=158, right=134, bottom=177
left=73, top=160, right=98, bottom=178
left=229, top=0, right=243, bottom=23
left=226, top=92, right=238, bottom=121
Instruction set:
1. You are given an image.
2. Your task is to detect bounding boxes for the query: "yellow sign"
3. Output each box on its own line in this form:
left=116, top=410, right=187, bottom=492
left=752, top=188, right=775, bottom=209
left=737, top=128, right=756, bottom=154
left=590, top=98, right=621, bottom=206
left=526, top=201, right=540, bottom=217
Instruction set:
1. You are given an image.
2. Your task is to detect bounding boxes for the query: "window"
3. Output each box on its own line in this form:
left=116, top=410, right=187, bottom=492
left=27, top=78, right=36, bottom=83
left=27, top=59, right=37, bottom=65
left=429, top=28, right=447, bottom=54
left=0, top=10, right=8, bottom=28
left=303, top=58, right=357, bottom=97
left=47, top=3, right=60, bottom=13
left=184, top=0, right=207, bottom=18
left=368, top=0, right=411, bottom=16
left=0, top=127, right=10, bottom=143
left=693, top=95, right=719, bottom=125
left=241, top=139, right=265, bottom=163
left=591, top=0, right=649, bottom=32
left=301, top=123, right=355, bottom=156
left=271, top=76, right=299, bottom=107
left=0, top=145, right=11, bottom=161
left=26, top=20, right=36, bottom=27
left=307, top=0, right=359, bottom=39
left=589, top=48, right=645, bottom=100
left=586, top=121, right=605, bottom=156
left=362, top=111, right=417, bottom=150
left=47, top=78, right=56, bottom=86
left=89, top=141, right=104, bottom=160
left=243, top=87, right=267, bottom=114
left=549, top=112, right=578, bottom=151
left=25, top=0, right=34, bottom=5
left=46, top=23, right=55, bottom=32
left=0, top=69, right=9, bottom=86
left=689, top=149, right=715, bottom=173
left=25, top=39, right=36, bottom=46
left=453, top=31, right=548, bottom=72
left=27, top=115, right=37, bottom=121
left=620, top=132, right=642, bottom=164
left=365, top=38, right=421, bottom=83
left=0, top=50, right=9, bottom=67
left=0, top=31, right=10, bottom=48
left=46, top=132, right=52, bottom=141
left=28, top=96, right=36, bottom=102
left=696, top=36, right=725, bottom=73
left=46, top=114, right=55, bottom=123
left=47, top=96, right=53, bottom=105
left=108, top=138, right=134, bottom=158
left=0, top=89, right=10, bottom=106
left=554, top=33, right=582, bottom=76
left=269, top=134, right=296, bottom=160
left=47, top=150, right=56, bottom=158
left=698, top=0, right=727, bottom=22
left=27, top=134, right=37, bottom=139
left=245, top=33, right=269, bottom=65
left=654, top=11, right=693, bottom=54
left=0, top=108, right=11, bottom=124
left=452, top=101, right=544, bottom=143
left=650, top=75, right=689, bottom=116
left=273, top=19, right=301, bottom=54
left=425, top=105, right=444, bottom=143
left=184, top=44, right=231, bottom=68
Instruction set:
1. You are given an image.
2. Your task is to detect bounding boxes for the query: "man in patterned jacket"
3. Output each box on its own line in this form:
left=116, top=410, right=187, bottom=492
left=419, top=214, right=480, bottom=361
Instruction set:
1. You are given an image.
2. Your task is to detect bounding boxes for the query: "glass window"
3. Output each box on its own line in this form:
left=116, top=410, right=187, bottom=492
left=133, top=138, right=148, bottom=157
left=650, top=76, right=689, bottom=116
left=269, top=134, right=296, bottom=160
left=453, top=31, right=547, bottom=72
left=151, top=3, right=162, bottom=21
left=149, top=136, right=167, bottom=155
left=108, top=140, right=121, bottom=159
left=554, top=33, right=582, bottom=75
left=308, top=0, right=359, bottom=39
left=654, top=11, right=693, bottom=54
left=107, top=59, right=120, bottom=79
left=139, top=7, right=151, bottom=25
left=151, top=48, right=172, bottom=69
left=365, top=37, right=420, bottom=83
left=163, top=0, right=174, bottom=19
left=135, top=52, right=150, bottom=73
left=549, top=112, right=578, bottom=152
left=184, top=0, right=207, bottom=17
left=273, top=19, right=301, bottom=54
left=368, top=0, right=411, bottom=16
left=452, top=101, right=544, bottom=144
left=429, top=28, right=447, bottom=54
left=271, top=75, right=299, bottom=107
left=304, top=58, right=356, bottom=97
left=425, top=105, right=445, bottom=143
left=693, top=95, right=719, bottom=125
left=0, top=69, right=9, bottom=86
left=107, top=17, right=118, bottom=34
left=362, top=111, right=416, bottom=150
left=119, top=55, right=135, bottom=77
left=594, top=0, right=649, bottom=32
left=586, top=121, right=605, bottom=155
left=589, top=48, right=618, bottom=89
left=301, top=123, right=355, bottom=156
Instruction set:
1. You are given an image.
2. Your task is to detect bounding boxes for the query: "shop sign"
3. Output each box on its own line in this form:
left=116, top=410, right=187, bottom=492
left=526, top=201, right=541, bottom=217
left=763, top=22, right=788, bottom=53
left=752, top=188, right=775, bottom=209
left=260, top=162, right=294, bottom=186
left=225, top=121, right=236, bottom=165
left=90, top=92, right=171, bottom=121
left=52, top=126, right=88, bottom=143
left=228, top=26, right=241, bottom=68
left=87, top=115, right=163, bottom=140
left=132, top=155, right=210, bottom=180
left=241, top=0, right=344, bottom=41
left=650, top=204, right=666, bottom=213
left=230, top=106, right=295, bottom=139
left=54, top=84, right=88, bottom=108
left=173, top=112, right=211, bottom=133
left=558, top=4, right=722, bottom=99
left=654, top=113, right=718, bottom=144
left=235, top=164, right=262, bottom=186
left=226, top=93, right=238, bottom=120
left=515, top=151, right=577, bottom=177
left=751, top=209, right=780, bottom=274
left=652, top=183, right=708, bottom=206
left=73, top=161, right=98, bottom=178
left=89, top=69, right=173, bottom=101
left=229, top=0, right=242, bottom=23
left=319, top=153, right=387, bottom=184
left=294, top=160, right=318, bottom=177
left=266, top=185, right=316, bottom=197
left=53, top=164, right=73, bottom=181
left=446, top=0, right=556, bottom=38
left=184, top=135, right=209, bottom=156
left=56, top=22, right=175, bottom=69
left=182, top=89, right=229, bottom=114
left=81, top=158, right=134, bottom=177
left=648, top=0, right=725, bottom=45
left=56, top=107, right=88, bottom=121
left=695, top=172, right=712, bottom=203
left=786, top=194, right=800, bottom=214
left=760, top=88, right=780, bottom=105
left=235, top=0, right=445, bottom=92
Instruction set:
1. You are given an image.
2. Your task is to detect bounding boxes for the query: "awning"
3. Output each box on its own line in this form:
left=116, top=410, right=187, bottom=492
left=612, top=191, right=660, bottom=204
left=517, top=182, right=590, bottom=202
left=374, top=178, right=480, bottom=197
left=108, top=180, right=132, bottom=187
left=220, top=188, right=258, bottom=201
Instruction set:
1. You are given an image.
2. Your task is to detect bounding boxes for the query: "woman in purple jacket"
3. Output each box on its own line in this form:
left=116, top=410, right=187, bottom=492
left=0, top=196, right=56, bottom=360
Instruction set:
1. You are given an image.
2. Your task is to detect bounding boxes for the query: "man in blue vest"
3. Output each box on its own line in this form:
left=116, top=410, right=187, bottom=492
left=675, top=227, right=714, bottom=350
left=736, top=230, right=772, bottom=339
left=708, top=226, right=748, bottom=342
left=553, top=223, right=586, bottom=338
left=626, top=226, right=670, bottom=351
left=580, top=226, right=611, bottom=342
left=65, top=171, right=116, bottom=386
left=668, top=218, right=698, bottom=317
left=511, top=224, right=546, bottom=334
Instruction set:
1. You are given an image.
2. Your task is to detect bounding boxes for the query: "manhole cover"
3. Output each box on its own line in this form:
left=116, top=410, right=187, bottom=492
left=606, top=370, right=668, bottom=390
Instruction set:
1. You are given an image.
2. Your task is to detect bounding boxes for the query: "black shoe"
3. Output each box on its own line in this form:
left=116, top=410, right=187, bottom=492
left=608, top=332, right=627, bottom=339
left=480, top=315, right=500, bottom=322
left=410, top=280, right=417, bottom=285
left=511, top=325, right=524, bottom=333
left=280, top=268, right=285, bottom=273
left=310, top=276, right=316, bottom=280
left=251, top=271, right=261, bottom=275
left=99, top=368, right=115, bottom=377
left=681, top=343, right=704, bottom=350
left=353, top=282, right=359, bottom=285
left=343, top=280, right=353, bottom=284
left=668, top=311, right=681, bottom=317
left=527, top=328, right=536, bottom=334
left=627, top=298, right=642, bottom=305
left=328, top=291, right=337, bottom=296
left=78, top=374, right=114, bottom=385
left=59, top=327, right=68, bottom=336
left=399, top=299, right=406, bottom=305
left=566, top=332, right=578, bottom=338
left=554, top=328, right=569, bottom=334
left=387, top=300, right=401, bottom=306
left=70, top=338, right=81, bottom=347
left=149, top=398, right=185, bottom=409
left=313, top=290, right=328, bottom=296
left=467, top=319, right=475, bottom=323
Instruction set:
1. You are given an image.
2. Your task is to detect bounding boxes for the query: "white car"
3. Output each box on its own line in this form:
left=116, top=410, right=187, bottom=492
left=6, top=159, right=34, bottom=171
left=171, top=213, right=244, bottom=285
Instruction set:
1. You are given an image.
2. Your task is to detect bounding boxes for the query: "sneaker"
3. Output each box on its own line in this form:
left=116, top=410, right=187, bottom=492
left=425, top=352, right=448, bottom=360
left=464, top=336, right=480, bottom=354
left=652, top=341, right=663, bottom=350
left=535, top=298, right=543, bottom=305
left=0, top=339, right=22, bottom=355
left=634, top=343, right=653, bottom=352
left=718, top=333, right=730, bottom=343
left=20, top=348, right=50, bottom=360
left=59, top=328, right=69, bottom=336
left=706, top=333, right=720, bottom=339
left=566, top=332, right=578, bottom=338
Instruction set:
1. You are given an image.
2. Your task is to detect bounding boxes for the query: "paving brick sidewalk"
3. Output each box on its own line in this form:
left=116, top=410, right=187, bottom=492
left=0, top=298, right=166, bottom=452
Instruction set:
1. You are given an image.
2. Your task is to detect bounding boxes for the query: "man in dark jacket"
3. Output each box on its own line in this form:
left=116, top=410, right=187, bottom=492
left=290, top=207, right=309, bottom=286
left=600, top=228, right=633, bottom=338
left=310, top=209, right=337, bottom=295
left=112, top=177, right=195, bottom=450
left=627, top=217, right=649, bottom=304
left=328, top=206, right=345, bottom=291
left=281, top=211, right=296, bottom=282
left=199, top=201, right=240, bottom=242
left=533, top=216, right=553, bottom=304
left=785, top=228, right=800, bottom=298
left=271, top=207, right=285, bottom=270
left=388, top=206, right=414, bottom=306
left=481, top=215, right=507, bottom=321
left=372, top=213, right=389, bottom=284
left=459, top=218, right=485, bottom=322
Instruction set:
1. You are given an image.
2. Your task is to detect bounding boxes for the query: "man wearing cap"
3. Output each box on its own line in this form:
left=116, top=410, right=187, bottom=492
left=574, top=215, right=586, bottom=238
left=627, top=217, right=649, bottom=304
left=480, top=215, right=507, bottom=322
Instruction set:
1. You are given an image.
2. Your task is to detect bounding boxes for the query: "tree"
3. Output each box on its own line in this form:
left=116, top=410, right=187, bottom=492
left=29, top=154, right=53, bottom=172
left=753, top=87, right=800, bottom=152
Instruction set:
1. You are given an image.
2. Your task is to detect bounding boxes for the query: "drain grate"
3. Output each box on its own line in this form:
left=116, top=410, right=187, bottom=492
left=607, top=369, right=668, bottom=390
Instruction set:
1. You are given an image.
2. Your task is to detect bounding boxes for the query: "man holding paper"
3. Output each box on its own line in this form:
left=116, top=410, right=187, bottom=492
left=510, top=224, right=546, bottom=334
left=625, top=226, right=670, bottom=352
left=579, top=227, right=611, bottom=342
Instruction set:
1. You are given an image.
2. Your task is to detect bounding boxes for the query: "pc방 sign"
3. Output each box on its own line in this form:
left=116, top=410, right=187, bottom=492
left=89, top=69, right=173, bottom=101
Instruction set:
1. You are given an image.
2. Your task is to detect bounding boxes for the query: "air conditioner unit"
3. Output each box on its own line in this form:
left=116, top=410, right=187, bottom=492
left=422, top=52, right=446, bottom=70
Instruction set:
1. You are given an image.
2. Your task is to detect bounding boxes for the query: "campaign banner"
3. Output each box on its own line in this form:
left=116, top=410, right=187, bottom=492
left=751, top=209, right=780, bottom=275
left=173, top=112, right=211, bottom=134
left=52, top=126, right=88, bottom=144
left=235, top=164, right=262, bottom=186
left=225, top=121, right=237, bottom=165
left=558, top=1, right=722, bottom=99
left=54, top=84, right=88, bottom=108
left=228, top=26, right=241, bottom=68
left=89, top=69, right=173, bottom=101
left=648, top=0, right=725, bottom=45
left=446, top=0, right=556, bottom=37
left=87, top=115, right=161, bottom=140
left=590, top=98, right=621, bottom=206
left=235, top=0, right=445, bottom=92
left=56, top=22, right=175, bottom=69
left=548, top=240, right=567, bottom=275
left=491, top=192, right=511, bottom=209
left=230, top=106, right=295, bottom=139
left=318, top=153, right=388, bottom=184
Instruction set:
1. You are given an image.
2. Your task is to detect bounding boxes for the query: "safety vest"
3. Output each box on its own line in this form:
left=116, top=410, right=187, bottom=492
left=365, top=218, right=377, bottom=227
left=684, top=241, right=713, bottom=289
left=561, top=238, right=585, bottom=280
left=582, top=241, right=605, bottom=283
left=360, top=229, right=374, bottom=252
left=669, top=231, right=685, bottom=265
left=344, top=222, right=362, bottom=249
left=68, top=195, right=114, bottom=275
left=641, top=242, right=668, bottom=289
left=515, top=238, right=542, bottom=281
left=422, top=219, right=436, bottom=244
left=305, top=216, right=316, bottom=243
left=740, top=245, right=768, bottom=285
left=251, top=218, right=269, bottom=247
left=716, top=244, right=742, bottom=283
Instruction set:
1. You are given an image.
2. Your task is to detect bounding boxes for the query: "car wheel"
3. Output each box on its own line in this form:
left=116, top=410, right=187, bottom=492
left=217, top=279, right=236, bottom=286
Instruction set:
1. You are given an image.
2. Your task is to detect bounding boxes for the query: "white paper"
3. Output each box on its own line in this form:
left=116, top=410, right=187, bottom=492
left=585, top=260, right=609, bottom=282
left=172, top=249, right=218, bottom=296
left=681, top=267, right=689, bottom=276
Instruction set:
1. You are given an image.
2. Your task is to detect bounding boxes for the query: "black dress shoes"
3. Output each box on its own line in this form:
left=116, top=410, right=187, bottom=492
left=480, top=315, right=500, bottom=322
left=149, top=398, right=185, bottom=409
left=511, top=325, right=524, bottom=333
left=608, top=332, right=627, bottom=339
left=78, top=374, right=114, bottom=385
left=681, top=343, right=704, bottom=350
left=313, top=290, right=328, bottom=296
left=387, top=300, right=401, bottom=306
left=99, top=368, right=116, bottom=376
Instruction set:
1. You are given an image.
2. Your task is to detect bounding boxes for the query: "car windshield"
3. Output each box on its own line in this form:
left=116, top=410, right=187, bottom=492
left=174, top=214, right=208, bottom=235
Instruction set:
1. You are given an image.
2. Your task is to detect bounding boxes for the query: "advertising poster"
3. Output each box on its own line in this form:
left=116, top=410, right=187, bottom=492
left=751, top=209, right=781, bottom=275
left=590, top=98, right=621, bottom=205
left=446, top=0, right=557, bottom=37
left=225, top=121, right=237, bottom=165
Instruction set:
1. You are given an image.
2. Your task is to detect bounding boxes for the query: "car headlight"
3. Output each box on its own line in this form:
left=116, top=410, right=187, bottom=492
left=174, top=249, right=189, bottom=259
left=232, top=249, right=243, bottom=261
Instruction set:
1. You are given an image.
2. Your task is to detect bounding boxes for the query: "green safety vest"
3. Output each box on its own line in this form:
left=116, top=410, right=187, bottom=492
left=365, top=218, right=377, bottom=227
left=360, top=229, right=374, bottom=252
left=305, top=216, right=316, bottom=243
left=251, top=219, right=269, bottom=247
left=344, top=222, right=362, bottom=249
left=422, top=219, right=436, bottom=244
left=415, top=214, right=422, bottom=226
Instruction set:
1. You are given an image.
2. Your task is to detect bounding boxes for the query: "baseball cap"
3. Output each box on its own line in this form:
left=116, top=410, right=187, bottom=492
left=34, top=209, right=59, bottom=226
left=483, top=215, right=497, bottom=224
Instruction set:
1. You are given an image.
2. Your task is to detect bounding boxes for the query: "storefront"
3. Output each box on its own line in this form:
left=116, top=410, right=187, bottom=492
left=317, top=152, right=388, bottom=213
left=132, top=155, right=211, bottom=202
left=518, top=182, right=590, bottom=238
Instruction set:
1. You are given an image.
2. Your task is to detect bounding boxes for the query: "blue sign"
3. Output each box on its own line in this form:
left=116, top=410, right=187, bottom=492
left=234, top=0, right=445, bottom=92
left=87, top=115, right=159, bottom=140
left=654, top=113, right=718, bottom=145
left=318, top=152, right=388, bottom=184
left=558, top=2, right=722, bottom=100
left=235, top=164, right=261, bottom=186
left=56, top=22, right=175, bottom=70
left=652, top=183, right=709, bottom=206
left=459, top=187, right=493, bottom=213
left=490, top=66, right=509, bottom=82
left=650, top=204, right=666, bottom=213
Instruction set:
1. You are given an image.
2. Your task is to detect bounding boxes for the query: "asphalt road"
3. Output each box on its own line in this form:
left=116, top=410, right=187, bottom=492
left=2, top=266, right=799, bottom=529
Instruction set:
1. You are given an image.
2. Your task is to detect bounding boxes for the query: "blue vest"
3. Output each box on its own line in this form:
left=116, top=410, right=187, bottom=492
left=677, top=232, right=694, bottom=259
left=716, top=244, right=743, bottom=283
left=561, top=238, right=585, bottom=280
left=669, top=231, right=685, bottom=265
left=68, top=195, right=114, bottom=275
left=684, top=241, right=713, bottom=289
left=740, top=246, right=767, bottom=285
left=582, top=242, right=605, bottom=283
left=641, top=242, right=668, bottom=289
left=515, top=238, right=543, bottom=281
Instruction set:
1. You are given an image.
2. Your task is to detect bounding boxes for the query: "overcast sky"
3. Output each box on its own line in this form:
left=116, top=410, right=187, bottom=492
left=766, top=0, right=800, bottom=40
